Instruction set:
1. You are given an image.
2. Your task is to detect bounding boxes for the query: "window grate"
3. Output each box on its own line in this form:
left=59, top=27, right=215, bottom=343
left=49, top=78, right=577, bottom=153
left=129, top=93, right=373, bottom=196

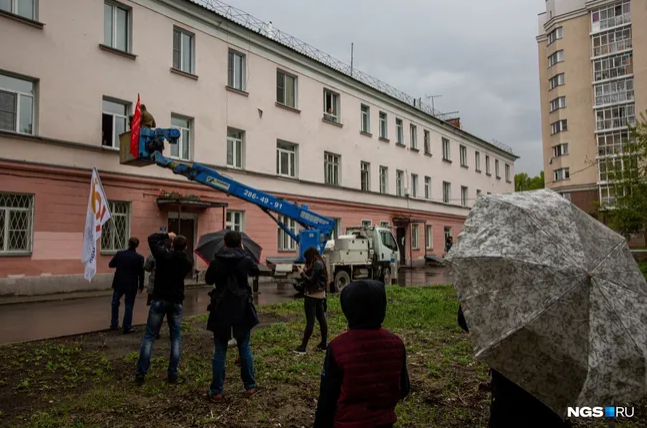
left=0, top=193, right=34, bottom=254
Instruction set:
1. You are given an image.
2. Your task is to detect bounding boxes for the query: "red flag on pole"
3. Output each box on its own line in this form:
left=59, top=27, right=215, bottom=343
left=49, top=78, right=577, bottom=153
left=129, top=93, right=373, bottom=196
left=130, top=94, right=141, bottom=158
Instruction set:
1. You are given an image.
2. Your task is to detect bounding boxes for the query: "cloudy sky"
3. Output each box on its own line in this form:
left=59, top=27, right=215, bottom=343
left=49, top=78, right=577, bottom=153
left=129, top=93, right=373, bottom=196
left=217, top=0, right=546, bottom=176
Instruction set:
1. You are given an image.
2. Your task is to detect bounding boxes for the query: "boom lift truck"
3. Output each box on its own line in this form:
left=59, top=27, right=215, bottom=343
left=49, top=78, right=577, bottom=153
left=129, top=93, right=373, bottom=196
left=120, top=127, right=399, bottom=290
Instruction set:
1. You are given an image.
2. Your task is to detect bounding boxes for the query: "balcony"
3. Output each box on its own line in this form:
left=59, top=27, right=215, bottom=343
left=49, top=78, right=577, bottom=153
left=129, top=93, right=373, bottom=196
left=592, top=38, right=632, bottom=58
left=591, top=12, right=631, bottom=34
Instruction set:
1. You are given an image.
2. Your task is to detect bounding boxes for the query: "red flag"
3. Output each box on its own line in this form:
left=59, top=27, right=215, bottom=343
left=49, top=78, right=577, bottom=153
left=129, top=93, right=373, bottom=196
left=130, top=94, right=141, bottom=158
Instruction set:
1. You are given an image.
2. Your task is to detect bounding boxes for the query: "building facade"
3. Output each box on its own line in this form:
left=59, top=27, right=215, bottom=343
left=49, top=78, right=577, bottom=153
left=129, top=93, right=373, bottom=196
left=0, top=0, right=516, bottom=295
left=537, top=0, right=647, bottom=212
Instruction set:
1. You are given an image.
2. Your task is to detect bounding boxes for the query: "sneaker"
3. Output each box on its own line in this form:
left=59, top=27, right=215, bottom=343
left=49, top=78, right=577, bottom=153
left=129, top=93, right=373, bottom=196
left=167, top=374, right=183, bottom=385
left=123, top=327, right=136, bottom=335
left=316, top=343, right=328, bottom=352
left=207, top=392, right=223, bottom=402
left=245, top=387, right=259, bottom=398
left=293, top=345, right=307, bottom=355
left=135, top=374, right=145, bottom=386
left=234, top=357, right=241, bottom=366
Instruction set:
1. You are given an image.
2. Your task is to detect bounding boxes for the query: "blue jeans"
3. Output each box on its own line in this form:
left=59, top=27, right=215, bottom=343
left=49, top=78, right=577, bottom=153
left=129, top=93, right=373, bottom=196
left=209, top=330, right=255, bottom=395
left=111, top=288, right=136, bottom=332
left=135, top=300, right=183, bottom=377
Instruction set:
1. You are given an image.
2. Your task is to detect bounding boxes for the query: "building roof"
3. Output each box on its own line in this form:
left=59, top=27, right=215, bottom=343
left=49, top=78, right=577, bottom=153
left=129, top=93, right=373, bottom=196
left=183, top=0, right=518, bottom=159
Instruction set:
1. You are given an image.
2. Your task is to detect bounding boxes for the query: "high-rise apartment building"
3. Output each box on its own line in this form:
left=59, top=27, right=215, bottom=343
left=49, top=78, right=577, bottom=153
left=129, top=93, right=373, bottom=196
left=537, top=0, right=647, bottom=212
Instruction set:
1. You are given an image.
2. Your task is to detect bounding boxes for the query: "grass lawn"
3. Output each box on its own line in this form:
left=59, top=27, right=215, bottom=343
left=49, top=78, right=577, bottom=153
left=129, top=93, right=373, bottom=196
left=0, top=286, right=645, bottom=428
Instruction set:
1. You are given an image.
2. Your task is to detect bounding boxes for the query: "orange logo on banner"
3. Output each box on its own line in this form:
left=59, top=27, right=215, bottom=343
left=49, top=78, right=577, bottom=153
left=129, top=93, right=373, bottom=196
left=91, top=178, right=107, bottom=233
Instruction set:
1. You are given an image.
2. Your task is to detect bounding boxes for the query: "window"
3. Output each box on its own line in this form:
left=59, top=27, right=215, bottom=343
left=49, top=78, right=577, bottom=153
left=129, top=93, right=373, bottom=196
left=442, top=137, right=451, bottom=160
left=379, top=166, right=388, bottom=194
left=323, top=89, right=340, bottom=123
left=361, top=161, right=370, bottom=191
left=226, top=128, right=244, bottom=168
left=548, top=50, right=564, bottom=67
left=171, top=115, right=191, bottom=160
left=424, top=130, right=431, bottom=154
left=593, top=54, right=632, bottom=82
left=101, top=201, right=130, bottom=253
left=477, top=189, right=482, bottom=196
left=547, top=27, right=563, bottom=44
left=396, top=170, right=404, bottom=197
left=592, top=27, right=632, bottom=57
left=331, top=218, right=342, bottom=240
left=485, top=155, right=491, bottom=175
left=461, top=186, right=468, bottom=207
left=102, top=98, right=129, bottom=148
left=505, top=164, right=511, bottom=182
left=411, top=224, right=419, bottom=250
left=550, top=96, right=567, bottom=112
left=411, top=174, right=419, bottom=198
left=277, top=215, right=297, bottom=251
left=0, top=73, right=34, bottom=135
left=1, top=0, right=35, bottom=19
left=552, top=143, right=569, bottom=157
left=591, top=2, right=630, bottom=33
left=380, top=230, right=398, bottom=252
left=0, top=193, right=33, bottom=255
left=227, top=50, right=246, bottom=91
left=425, top=225, right=433, bottom=250
left=553, top=168, right=570, bottom=182
left=380, top=221, right=390, bottom=228
left=475, top=152, right=481, bottom=171
left=361, top=219, right=373, bottom=228
left=551, top=120, right=568, bottom=134
left=324, top=152, right=341, bottom=186
left=276, top=70, right=297, bottom=108
left=460, top=145, right=468, bottom=167
left=104, top=2, right=130, bottom=52
left=495, top=160, right=500, bottom=178
left=443, top=182, right=451, bottom=204
left=395, top=118, right=403, bottom=144
left=410, top=124, right=418, bottom=149
left=599, top=157, right=636, bottom=183
left=276, top=141, right=297, bottom=177
left=360, top=104, right=370, bottom=133
left=424, top=176, right=431, bottom=200
left=172, top=28, right=194, bottom=74
left=226, top=210, right=245, bottom=232
left=594, top=78, right=634, bottom=107
left=379, top=111, right=388, bottom=139
left=597, top=131, right=632, bottom=157
left=595, top=104, right=635, bottom=131
left=549, top=73, right=565, bottom=90
left=444, top=226, right=453, bottom=241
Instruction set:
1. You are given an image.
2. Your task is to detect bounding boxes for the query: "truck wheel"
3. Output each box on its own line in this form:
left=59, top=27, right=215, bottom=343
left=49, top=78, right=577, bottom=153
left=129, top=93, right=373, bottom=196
left=382, top=268, right=391, bottom=286
left=334, top=270, right=351, bottom=292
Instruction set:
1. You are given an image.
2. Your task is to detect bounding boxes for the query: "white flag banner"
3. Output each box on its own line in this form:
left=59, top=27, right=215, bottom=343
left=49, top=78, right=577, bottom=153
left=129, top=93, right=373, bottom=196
left=81, top=168, right=112, bottom=282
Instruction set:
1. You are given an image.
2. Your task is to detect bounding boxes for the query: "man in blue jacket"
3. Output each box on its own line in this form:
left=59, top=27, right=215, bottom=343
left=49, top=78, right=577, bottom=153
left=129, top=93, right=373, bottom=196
left=109, top=237, right=145, bottom=334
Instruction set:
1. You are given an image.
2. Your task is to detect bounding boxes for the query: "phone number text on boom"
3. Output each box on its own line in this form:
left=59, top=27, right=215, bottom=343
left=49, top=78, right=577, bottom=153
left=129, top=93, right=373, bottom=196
left=243, top=189, right=284, bottom=210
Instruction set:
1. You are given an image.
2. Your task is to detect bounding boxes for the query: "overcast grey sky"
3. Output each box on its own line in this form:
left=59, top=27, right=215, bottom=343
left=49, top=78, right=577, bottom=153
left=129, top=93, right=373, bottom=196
left=221, top=0, right=545, bottom=176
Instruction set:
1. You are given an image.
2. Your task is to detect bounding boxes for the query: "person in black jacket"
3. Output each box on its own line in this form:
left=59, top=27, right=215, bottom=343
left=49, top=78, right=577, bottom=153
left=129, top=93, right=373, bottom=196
left=457, top=306, right=573, bottom=428
left=294, top=247, right=328, bottom=354
left=135, top=232, right=193, bottom=385
left=204, top=230, right=260, bottom=401
left=314, top=280, right=409, bottom=428
left=108, top=237, right=144, bottom=334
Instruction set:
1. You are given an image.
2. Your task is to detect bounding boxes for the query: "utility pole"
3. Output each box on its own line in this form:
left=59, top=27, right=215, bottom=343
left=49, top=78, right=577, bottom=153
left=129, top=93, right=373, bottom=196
left=350, top=43, right=354, bottom=77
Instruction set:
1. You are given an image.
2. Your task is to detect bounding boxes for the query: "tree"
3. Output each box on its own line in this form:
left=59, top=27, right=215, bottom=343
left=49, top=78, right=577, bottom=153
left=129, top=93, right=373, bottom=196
left=515, top=171, right=545, bottom=192
left=606, top=113, right=647, bottom=244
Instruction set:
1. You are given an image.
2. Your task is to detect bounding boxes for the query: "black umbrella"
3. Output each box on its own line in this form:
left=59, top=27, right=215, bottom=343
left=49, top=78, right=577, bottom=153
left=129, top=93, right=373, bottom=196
left=195, top=230, right=262, bottom=264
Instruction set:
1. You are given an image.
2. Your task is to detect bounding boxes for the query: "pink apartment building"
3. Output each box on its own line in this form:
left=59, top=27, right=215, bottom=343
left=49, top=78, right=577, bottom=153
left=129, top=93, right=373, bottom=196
left=0, top=0, right=517, bottom=295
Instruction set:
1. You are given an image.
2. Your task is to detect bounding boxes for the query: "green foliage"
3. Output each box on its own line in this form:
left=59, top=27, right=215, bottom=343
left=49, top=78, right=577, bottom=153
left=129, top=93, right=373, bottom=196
left=515, top=171, right=545, bottom=192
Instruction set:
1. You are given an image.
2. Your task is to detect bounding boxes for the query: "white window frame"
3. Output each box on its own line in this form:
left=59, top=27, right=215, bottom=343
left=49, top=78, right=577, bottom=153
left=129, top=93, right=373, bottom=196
left=495, top=160, right=500, bottom=178
left=226, top=210, right=245, bottom=232
left=227, top=49, right=246, bottom=91
left=593, top=53, right=632, bottom=82
left=226, top=128, right=244, bottom=169
left=461, top=186, right=468, bottom=207
left=485, top=155, right=491, bottom=175
left=595, top=104, right=635, bottom=131
left=505, top=164, right=511, bottom=182
left=170, top=114, right=192, bottom=161
left=379, top=166, right=388, bottom=194
left=591, top=2, right=630, bottom=33
left=411, top=224, right=419, bottom=250
left=361, top=219, right=373, bottom=228
left=551, top=119, right=568, bottom=135
left=548, top=50, right=564, bottom=67
left=396, top=170, right=404, bottom=197
left=475, top=151, right=481, bottom=171
left=102, top=98, right=130, bottom=149
left=323, top=89, right=340, bottom=123
left=411, top=174, right=418, bottom=198
left=597, top=131, right=631, bottom=157
left=173, top=27, right=195, bottom=74
left=0, top=193, right=34, bottom=255
left=276, top=70, right=298, bottom=108
left=424, top=176, right=431, bottom=200
left=324, top=152, right=341, bottom=186
left=549, top=73, right=565, bottom=90
left=379, top=221, right=390, bottom=228
left=410, top=124, right=418, bottom=149
left=360, top=104, right=370, bottom=133
left=550, top=96, right=567, bottom=112
left=331, top=218, right=342, bottom=240
left=460, top=145, right=468, bottom=167
left=594, top=78, right=634, bottom=107
left=0, top=73, right=35, bottom=135
left=547, top=27, right=563, bottom=44
left=104, top=1, right=130, bottom=52
left=277, top=215, right=298, bottom=251
left=554, top=168, right=571, bottom=182
left=442, top=137, right=451, bottom=160
left=276, top=141, right=297, bottom=178
left=443, top=182, right=451, bottom=204
left=360, top=161, right=370, bottom=192
left=396, top=118, right=403, bottom=144
left=101, top=201, right=131, bottom=254
left=444, top=226, right=453, bottom=241
left=424, top=130, right=431, bottom=154
left=1, top=0, right=37, bottom=19
left=379, top=111, right=388, bottom=139
left=552, top=143, right=569, bottom=157
left=425, top=225, right=433, bottom=250
left=592, top=27, right=632, bottom=58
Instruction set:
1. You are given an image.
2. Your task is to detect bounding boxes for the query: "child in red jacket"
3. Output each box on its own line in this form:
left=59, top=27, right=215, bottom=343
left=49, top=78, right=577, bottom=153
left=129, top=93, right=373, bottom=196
left=314, top=280, right=410, bottom=428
